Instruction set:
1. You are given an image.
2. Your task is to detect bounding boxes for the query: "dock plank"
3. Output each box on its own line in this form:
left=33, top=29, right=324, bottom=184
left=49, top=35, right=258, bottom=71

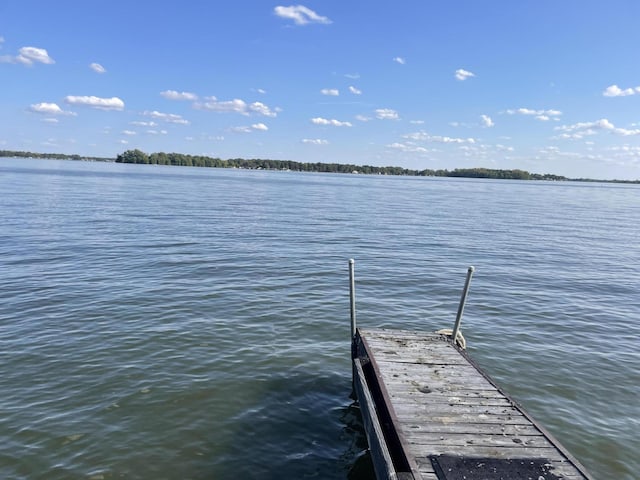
left=390, top=393, right=514, bottom=407
left=402, top=422, right=542, bottom=436
left=353, top=328, right=592, bottom=480
left=403, top=432, right=549, bottom=448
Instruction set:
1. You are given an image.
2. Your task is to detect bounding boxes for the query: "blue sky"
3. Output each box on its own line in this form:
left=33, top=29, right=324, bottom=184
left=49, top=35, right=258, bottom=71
left=2, top=1, right=640, bottom=179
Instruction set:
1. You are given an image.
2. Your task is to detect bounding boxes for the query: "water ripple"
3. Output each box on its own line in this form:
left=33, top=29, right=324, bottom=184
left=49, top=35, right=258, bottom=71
left=1, top=159, right=639, bottom=479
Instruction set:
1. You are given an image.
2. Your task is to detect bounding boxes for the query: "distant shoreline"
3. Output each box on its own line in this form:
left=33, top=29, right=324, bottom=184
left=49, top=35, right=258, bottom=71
left=2, top=149, right=638, bottom=184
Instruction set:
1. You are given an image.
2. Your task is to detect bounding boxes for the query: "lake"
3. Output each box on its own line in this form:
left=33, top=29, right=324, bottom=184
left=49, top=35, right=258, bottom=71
left=1, top=158, right=638, bottom=479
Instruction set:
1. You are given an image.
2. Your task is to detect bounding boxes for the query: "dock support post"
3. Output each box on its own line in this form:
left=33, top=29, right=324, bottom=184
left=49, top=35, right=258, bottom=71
left=349, top=259, right=357, bottom=340
left=451, top=266, right=475, bottom=345
left=349, top=259, right=358, bottom=392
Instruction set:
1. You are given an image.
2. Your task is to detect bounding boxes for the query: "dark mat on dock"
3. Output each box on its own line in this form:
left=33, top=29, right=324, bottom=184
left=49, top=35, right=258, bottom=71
left=429, top=455, right=561, bottom=480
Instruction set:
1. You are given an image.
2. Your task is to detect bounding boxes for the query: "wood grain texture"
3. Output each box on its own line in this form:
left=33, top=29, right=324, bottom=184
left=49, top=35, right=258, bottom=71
left=354, top=329, right=592, bottom=480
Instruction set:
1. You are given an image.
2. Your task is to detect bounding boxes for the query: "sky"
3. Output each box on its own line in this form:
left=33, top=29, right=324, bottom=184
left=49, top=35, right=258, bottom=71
left=2, top=1, right=640, bottom=179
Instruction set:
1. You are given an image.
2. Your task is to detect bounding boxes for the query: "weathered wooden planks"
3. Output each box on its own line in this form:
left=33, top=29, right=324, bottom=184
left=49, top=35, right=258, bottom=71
left=353, top=328, right=593, bottom=480
left=353, top=358, right=397, bottom=480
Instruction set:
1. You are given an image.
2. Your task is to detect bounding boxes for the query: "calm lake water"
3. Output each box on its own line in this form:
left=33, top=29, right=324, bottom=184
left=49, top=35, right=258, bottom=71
left=1, top=158, right=638, bottom=479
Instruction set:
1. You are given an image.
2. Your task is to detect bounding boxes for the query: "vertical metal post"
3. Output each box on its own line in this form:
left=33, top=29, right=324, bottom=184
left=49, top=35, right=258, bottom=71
left=451, top=266, right=475, bottom=345
left=349, top=259, right=357, bottom=339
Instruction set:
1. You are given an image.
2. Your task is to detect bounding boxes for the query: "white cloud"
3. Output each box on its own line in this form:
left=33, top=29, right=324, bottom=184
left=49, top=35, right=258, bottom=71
left=142, top=110, right=190, bottom=124
left=160, top=90, right=198, bottom=101
left=146, top=129, right=168, bottom=135
left=90, top=62, right=106, bottom=74
left=29, top=102, right=75, bottom=116
left=1, top=46, right=55, bottom=65
left=540, top=146, right=560, bottom=155
left=602, top=84, right=639, bottom=97
left=274, top=5, right=331, bottom=25
left=302, top=138, right=328, bottom=145
left=195, top=97, right=277, bottom=117
left=455, top=69, right=475, bottom=81
left=375, top=108, right=399, bottom=120
left=495, top=144, right=514, bottom=152
left=387, top=142, right=428, bottom=153
left=251, top=101, right=279, bottom=116
left=617, top=127, right=640, bottom=136
left=355, top=114, right=371, bottom=122
left=480, top=114, right=494, bottom=127
left=231, top=123, right=269, bottom=133
left=121, top=130, right=137, bottom=136
left=511, top=108, right=536, bottom=115
left=535, top=146, right=586, bottom=161
left=42, top=118, right=59, bottom=124
left=556, top=119, right=615, bottom=133
left=554, top=132, right=595, bottom=140
left=393, top=57, right=406, bottom=65
left=65, top=95, right=125, bottom=111
left=403, top=132, right=429, bottom=141
left=553, top=118, right=640, bottom=139
left=311, top=117, right=352, bottom=127
left=608, top=145, right=640, bottom=158
left=437, top=135, right=475, bottom=144
left=320, top=88, right=339, bottom=96
left=130, top=121, right=157, bottom=127
left=404, top=130, right=476, bottom=144
left=410, top=120, right=425, bottom=125
left=204, top=98, right=247, bottom=113
left=506, top=107, right=562, bottom=119
left=17, top=46, right=55, bottom=65
left=344, top=73, right=360, bottom=79
left=349, top=86, right=362, bottom=95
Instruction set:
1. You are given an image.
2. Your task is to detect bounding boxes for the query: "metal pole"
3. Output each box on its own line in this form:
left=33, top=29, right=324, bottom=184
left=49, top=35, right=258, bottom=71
left=349, top=259, right=357, bottom=339
left=451, top=266, right=475, bottom=346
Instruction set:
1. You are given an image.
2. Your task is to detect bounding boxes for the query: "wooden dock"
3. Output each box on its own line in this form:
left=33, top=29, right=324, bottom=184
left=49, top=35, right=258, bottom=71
left=352, top=328, right=594, bottom=480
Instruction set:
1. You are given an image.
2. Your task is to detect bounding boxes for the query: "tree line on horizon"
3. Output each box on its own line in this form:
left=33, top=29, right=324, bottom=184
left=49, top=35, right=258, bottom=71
left=0, top=149, right=111, bottom=162
left=114, top=149, right=568, bottom=181
left=6, top=148, right=637, bottom=183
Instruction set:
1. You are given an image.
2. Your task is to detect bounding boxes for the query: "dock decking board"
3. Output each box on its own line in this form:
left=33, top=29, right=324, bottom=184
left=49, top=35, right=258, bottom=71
left=353, top=328, right=592, bottom=480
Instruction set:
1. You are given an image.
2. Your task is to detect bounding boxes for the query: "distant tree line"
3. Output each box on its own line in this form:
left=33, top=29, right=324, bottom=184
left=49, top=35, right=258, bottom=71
left=115, top=148, right=426, bottom=175
left=114, top=149, right=569, bottom=181
left=445, top=167, right=567, bottom=181
left=5, top=148, right=638, bottom=183
left=0, top=150, right=113, bottom=162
